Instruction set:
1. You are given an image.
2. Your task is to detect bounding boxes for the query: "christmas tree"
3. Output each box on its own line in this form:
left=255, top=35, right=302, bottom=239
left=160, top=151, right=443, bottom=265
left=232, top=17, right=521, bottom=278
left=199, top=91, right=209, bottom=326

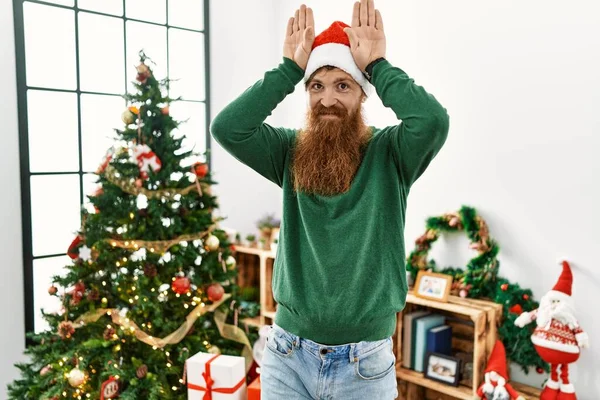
left=8, top=52, right=258, bottom=400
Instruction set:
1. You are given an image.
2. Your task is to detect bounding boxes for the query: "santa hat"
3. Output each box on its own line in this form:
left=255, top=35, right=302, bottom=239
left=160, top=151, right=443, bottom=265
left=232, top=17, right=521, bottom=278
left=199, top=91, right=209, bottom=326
left=485, top=340, right=509, bottom=381
left=545, top=260, right=573, bottom=303
left=304, top=21, right=371, bottom=95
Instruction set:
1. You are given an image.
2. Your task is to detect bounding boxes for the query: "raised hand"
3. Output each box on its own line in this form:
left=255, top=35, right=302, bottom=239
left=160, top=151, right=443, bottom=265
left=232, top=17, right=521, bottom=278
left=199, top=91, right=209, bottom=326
left=283, top=4, right=315, bottom=71
left=343, top=0, right=386, bottom=72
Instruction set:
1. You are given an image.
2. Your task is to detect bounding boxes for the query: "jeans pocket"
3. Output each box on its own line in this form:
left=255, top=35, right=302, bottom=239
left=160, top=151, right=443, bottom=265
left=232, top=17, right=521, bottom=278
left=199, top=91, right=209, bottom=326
left=266, top=326, right=296, bottom=358
left=355, top=338, right=396, bottom=380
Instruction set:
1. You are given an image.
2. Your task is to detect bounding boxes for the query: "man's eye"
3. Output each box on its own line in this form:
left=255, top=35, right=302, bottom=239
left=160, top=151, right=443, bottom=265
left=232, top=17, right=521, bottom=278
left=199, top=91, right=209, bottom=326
left=338, top=83, right=349, bottom=90
left=312, top=83, right=322, bottom=90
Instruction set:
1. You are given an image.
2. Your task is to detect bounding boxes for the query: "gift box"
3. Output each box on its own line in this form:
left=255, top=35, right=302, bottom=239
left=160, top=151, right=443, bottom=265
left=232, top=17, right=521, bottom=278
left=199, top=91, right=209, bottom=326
left=247, top=376, right=260, bottom=400
left=187, top=352, right=247, bottom=400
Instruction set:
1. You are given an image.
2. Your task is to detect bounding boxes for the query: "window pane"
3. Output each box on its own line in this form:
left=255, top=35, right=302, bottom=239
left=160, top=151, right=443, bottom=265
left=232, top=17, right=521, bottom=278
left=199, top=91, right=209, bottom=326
left=36, top=0, right=73, bottom=7
left=81, top=94, right=124, bottom=171
left=169, top=28, right=205, bottom=101
left=79, top=12, right=125, bottom=94
left=28, top=90, right=79, bottom=172
left=169, top=0, right=203, bottom=31
left=126, top=21, right=167, bottom=93
left=31, top=175, right=81, bottom=257
left=78, top=0, right=123, bottom=16
left=33, top=256, right=70, bottom=333
left=170, top=101, right=206, bottom=162
left=126, top=0, right=166, bottom=24
left=23, top=2, right=76, bottom=90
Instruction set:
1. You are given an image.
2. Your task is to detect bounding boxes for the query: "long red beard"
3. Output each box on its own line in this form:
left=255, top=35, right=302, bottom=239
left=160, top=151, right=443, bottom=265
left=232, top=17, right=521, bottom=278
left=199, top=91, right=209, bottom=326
left=291, top=103, right=371, bottom=196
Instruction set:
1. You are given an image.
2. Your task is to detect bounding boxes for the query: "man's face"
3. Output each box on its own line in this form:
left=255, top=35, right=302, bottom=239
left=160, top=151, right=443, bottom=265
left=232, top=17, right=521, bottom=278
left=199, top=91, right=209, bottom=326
left=306, top=67, right=364, bottom=117
left=291, top=67, right=371, bottom=196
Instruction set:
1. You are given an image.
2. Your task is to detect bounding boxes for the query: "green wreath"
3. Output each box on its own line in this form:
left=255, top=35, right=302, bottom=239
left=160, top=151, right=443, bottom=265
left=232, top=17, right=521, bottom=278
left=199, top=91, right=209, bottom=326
left=406, top=205, right=547, bottom=374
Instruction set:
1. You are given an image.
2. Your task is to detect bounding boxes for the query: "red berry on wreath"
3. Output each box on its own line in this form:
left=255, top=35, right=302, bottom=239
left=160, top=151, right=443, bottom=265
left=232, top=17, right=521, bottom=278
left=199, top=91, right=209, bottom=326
left=501, top=283, right=508, bottom=291
left=172, top=277, right=191, bottom=295
left=523, top=294, right=530, bottom=300
left=536, top=366, right=544, bottom=374
left=207, top=283, right=224, bottom=302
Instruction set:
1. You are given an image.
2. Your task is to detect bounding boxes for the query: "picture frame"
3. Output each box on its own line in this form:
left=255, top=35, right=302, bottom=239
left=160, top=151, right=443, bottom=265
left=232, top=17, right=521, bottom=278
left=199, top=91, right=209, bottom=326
left=424, top=352, right=462, bottom=387
left=414, top=270, right=452, bottom=302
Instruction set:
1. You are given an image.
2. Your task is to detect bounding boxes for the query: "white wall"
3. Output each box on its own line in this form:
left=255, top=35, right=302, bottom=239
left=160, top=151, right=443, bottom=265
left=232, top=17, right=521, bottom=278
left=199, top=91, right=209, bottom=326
left=1, top=0, right=26, bottom=395
left=211, top=0, right=600, bottom=397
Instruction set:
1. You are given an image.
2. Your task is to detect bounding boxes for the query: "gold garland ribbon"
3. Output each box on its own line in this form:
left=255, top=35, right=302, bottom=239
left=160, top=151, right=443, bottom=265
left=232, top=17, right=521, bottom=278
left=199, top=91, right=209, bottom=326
left=103, top=228, right=217, bottom=254
left=213, top=308, right=254, bottom=373
left=103, top=164, right=211, bottom=199
left=73, top=294, right=231, bottom=348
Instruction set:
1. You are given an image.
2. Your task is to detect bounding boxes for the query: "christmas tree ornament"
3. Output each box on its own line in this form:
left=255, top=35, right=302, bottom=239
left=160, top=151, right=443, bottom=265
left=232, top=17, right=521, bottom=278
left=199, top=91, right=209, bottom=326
left=143, top=264, right=157, bottom=278
left=474, top=340, right=525, bottom=400
left=161, top=105, right=169, bottom=115
left=136, top=364, right=148, bottom=379
left=58, top=321, right=75, bottom=339
left=48, top=286, right=57, bottom=295
left=193, top=162, right=209, bottom=178
left=135, top=178, right=143, bottom=188
left=207, top=345, right=221, bottom=355
left=103, top=326, right=117, bottom=341
left=515, top=261, right=589, bottom=400
left=67, top=235, right=84, bottom=260
left=67, top=368, right=86, bottom=387
left=207, top=283, right=225, bottom=302
left=508, top=304, right=523, bottom=315
left=536, top=366, right=544, bottom=374
left=205, top=234, right=220, bottom=251
left=172, top=276, right=191, bottom=294
left=87, top=289, right=100, bottom=301
left=136, top=63, right=151, bottom=83
left=96, top=151, right=113, bottom=174
left=100, top=376, right=119, bottom=399
left=121, top=109, right=135, bottom=125
left=78, top=245, right=92, bottom=262
left=225, top=255, right=237, bottom=270
left=132, top=144, right=162, bottom=178
left=39, top=365, right=52, bottom=376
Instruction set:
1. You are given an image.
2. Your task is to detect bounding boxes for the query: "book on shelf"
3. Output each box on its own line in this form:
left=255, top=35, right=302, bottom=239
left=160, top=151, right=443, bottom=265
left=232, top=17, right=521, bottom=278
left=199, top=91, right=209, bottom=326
left=426, top=324, right=452, bottom=356
left=402, top=310, right=430, bottom=369
left=413, top=314, right=445, bottom=372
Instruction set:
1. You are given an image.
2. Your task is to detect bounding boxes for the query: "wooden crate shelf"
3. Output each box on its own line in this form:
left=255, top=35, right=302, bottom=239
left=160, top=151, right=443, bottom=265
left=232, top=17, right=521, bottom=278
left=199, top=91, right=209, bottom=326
left=397, top=367, right=473, bottom=400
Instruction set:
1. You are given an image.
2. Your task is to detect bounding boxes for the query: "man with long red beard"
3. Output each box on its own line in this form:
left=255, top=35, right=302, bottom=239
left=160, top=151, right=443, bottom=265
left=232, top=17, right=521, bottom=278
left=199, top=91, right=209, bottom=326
left=212, top=1, right=449, bottom=398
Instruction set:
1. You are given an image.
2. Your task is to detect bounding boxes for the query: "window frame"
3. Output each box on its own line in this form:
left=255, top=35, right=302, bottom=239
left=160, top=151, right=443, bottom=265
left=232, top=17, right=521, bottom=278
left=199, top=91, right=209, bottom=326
left=12, top=0, right=212, bottom=337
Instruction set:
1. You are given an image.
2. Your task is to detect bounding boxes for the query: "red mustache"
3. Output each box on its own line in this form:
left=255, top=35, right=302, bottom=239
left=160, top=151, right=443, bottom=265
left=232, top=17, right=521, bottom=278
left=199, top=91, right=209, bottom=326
left=313, top=103, right=347, bottom=118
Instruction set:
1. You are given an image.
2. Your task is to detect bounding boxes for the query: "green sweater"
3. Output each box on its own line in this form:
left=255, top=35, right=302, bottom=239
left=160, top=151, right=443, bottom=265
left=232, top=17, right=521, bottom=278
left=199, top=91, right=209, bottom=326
left=211, top=57, right=449, bottom=345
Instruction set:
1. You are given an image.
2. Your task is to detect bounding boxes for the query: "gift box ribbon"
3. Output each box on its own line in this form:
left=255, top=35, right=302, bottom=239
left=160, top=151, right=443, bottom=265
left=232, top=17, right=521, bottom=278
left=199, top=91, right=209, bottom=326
left=188, top=354, right=245, bottom=400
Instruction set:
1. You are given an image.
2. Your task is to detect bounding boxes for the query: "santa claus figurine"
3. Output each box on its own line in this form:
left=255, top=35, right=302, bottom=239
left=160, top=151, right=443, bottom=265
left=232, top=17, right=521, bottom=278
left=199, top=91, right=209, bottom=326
left=473, top=340, right=525, bottom=400
left=131, top=144, right=162, bottom=179
left=514, top=260, right=589, bottom=400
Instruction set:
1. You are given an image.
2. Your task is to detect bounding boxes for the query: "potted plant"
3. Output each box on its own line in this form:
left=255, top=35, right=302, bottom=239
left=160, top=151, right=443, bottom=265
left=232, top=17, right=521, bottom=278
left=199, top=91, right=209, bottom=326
left=256, top=213, right=280, bottom=244
left=258, top=238, right=267, bottom=250
left=245, top=234, right=256, bottom=248
left=235, top=233, right=241, bottom=245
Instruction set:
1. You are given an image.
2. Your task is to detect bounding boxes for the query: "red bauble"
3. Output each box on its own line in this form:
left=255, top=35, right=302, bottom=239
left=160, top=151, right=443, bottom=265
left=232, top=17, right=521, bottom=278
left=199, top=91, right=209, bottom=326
left=501, top=283, right=508, bottom=291
left=193, top=162, right=209, bottom=178
left=536, top=366, right=544, bottom=374
left=207, top=283, right=224, bottom=302
left=509, top=304, right=523, bottom=315
left=172, top=277, right=191, bottom=294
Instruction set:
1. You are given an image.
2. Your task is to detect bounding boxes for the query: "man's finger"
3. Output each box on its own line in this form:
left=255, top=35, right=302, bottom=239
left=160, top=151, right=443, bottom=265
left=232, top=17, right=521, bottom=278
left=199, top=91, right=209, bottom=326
left=344, top=27, right=359, bottom=52
left=294, top=9, right=299, bottom=32
left=375, top=9, right=384, bottom=31
left=306, top=7, right=315, bottom=29
left=299, top=4, right=306, bottom=30
left=360, top=0, right=368, bottom=26
left=303, top=26, right=315, bottom=50
left=368, top=0, right=375, bottom=27
left=351, top=2, right=360, bottom=27
left=286, top=17, right=294, bottom=37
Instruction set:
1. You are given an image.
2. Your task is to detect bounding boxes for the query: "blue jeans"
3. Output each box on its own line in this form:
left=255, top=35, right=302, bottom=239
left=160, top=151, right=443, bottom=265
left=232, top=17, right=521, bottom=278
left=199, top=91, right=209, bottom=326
left=261, top=324, right=398, bottom=400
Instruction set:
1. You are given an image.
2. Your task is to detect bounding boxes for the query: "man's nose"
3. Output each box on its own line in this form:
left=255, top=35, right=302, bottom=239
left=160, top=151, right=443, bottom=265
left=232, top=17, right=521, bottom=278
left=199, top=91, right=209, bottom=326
left=320, top=91, right=338, bottom=108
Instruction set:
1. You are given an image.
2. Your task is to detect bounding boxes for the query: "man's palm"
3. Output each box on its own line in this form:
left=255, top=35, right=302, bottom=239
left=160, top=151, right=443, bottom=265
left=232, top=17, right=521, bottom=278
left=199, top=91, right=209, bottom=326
left=344, top=0, right=386, bottom=72
left=283, top=5, right=315, bottom=71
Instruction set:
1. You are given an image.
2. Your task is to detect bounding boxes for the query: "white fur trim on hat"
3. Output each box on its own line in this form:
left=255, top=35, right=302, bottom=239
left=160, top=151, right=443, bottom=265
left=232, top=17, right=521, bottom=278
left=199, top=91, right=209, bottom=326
left=304, top=43, right=371, bottom=96
left=543, top=290, right=572, bottom=303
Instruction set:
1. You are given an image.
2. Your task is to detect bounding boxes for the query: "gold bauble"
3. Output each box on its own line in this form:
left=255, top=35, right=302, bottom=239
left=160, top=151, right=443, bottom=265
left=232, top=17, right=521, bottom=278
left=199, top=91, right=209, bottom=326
left=225, top=255, right=237, bottom=270
left=121, top=109, right=135, bottom=125
left=67, top=368, right=86, bottom=387
left=205, top=235, right=220, bottom=251
left=207, top=345, right=221, bottom=355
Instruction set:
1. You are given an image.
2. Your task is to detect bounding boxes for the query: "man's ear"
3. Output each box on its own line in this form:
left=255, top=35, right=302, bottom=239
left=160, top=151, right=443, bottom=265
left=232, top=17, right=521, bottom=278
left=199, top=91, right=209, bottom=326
left=361, top=95, right=367, bottom=103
